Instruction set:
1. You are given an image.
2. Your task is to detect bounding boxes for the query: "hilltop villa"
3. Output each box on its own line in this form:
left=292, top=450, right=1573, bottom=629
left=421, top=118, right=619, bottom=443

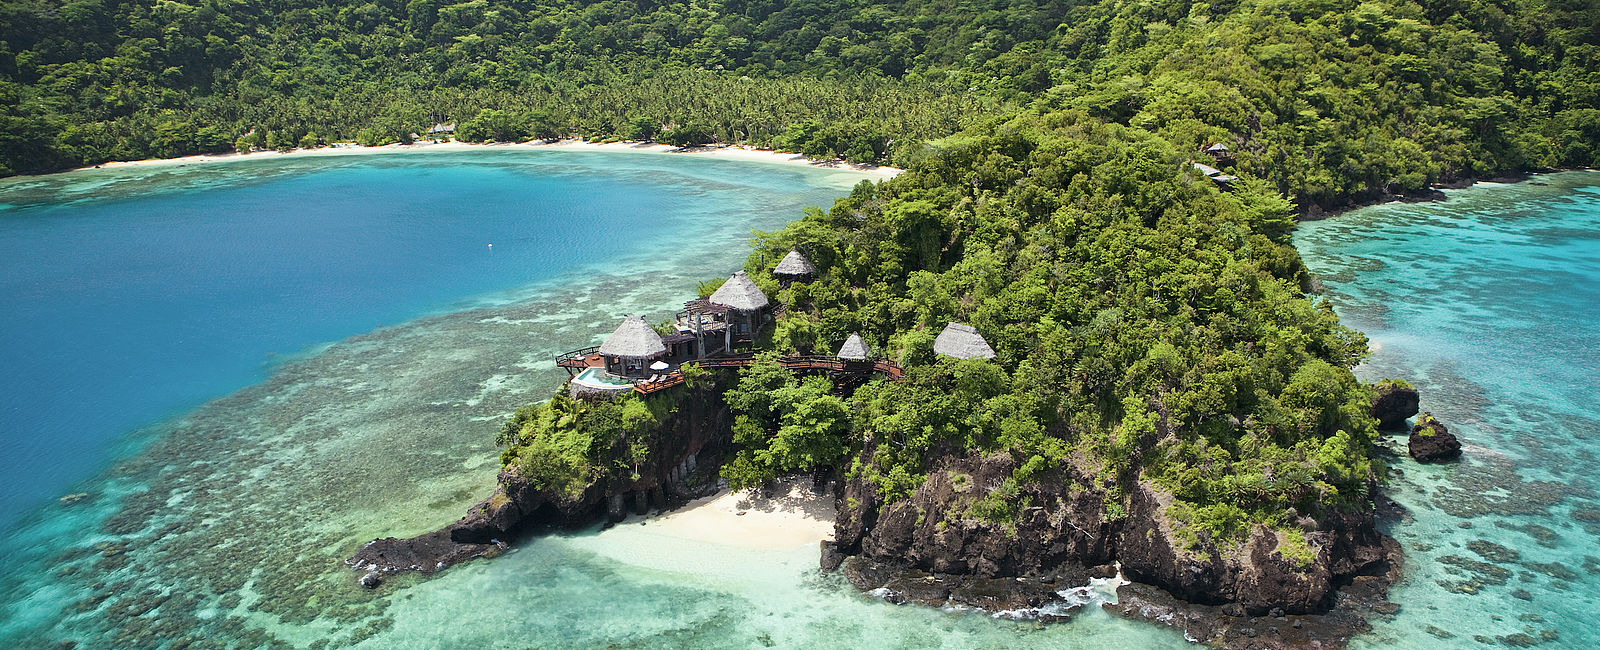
left=557, top=249, right=987, bottom=397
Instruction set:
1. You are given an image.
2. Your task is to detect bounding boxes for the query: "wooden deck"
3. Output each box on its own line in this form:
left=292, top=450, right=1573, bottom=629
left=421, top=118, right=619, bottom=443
left=635, top=354, right=903, bottom=395
left=555, top=345, right=906, bottom=397
left=555, top=345, right=602, bottom=371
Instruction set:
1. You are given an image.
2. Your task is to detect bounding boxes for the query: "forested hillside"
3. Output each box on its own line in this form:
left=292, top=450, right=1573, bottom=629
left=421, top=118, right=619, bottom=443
left=3, top=0, right=1597, bottom=207
left=724, top=111, right=1376, bottom=559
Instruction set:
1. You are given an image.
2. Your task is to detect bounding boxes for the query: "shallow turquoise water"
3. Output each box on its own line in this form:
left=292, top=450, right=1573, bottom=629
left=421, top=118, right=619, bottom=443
left=1296, top=172, right=1600, bottom=647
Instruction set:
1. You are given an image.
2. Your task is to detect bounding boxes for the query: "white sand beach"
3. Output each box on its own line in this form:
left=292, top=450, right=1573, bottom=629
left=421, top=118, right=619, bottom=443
left=78, top=139, right=903, bottom=179
left=625, top=476, right=836, bottom=551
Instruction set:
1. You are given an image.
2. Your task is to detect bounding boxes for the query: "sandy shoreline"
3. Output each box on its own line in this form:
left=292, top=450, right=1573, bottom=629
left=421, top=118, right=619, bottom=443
left=623, top=477, right=836, bottom=551
left=75, top=139, right=903, bottom=180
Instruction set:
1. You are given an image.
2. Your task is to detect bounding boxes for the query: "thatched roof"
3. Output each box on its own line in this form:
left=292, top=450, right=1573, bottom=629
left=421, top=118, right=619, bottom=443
left=599, top=315, right=667, bottom=359
left=1206, top=143, right=1231, bottom=152
left=933, top=323, right=996, bottom=360
left=773, top=250, right=817, bottom=276
left=1191, top=161, right=1223, bottom=177
left=708, top=270, right=770, bottom=312
left=837, top=332, right=871, bottom=360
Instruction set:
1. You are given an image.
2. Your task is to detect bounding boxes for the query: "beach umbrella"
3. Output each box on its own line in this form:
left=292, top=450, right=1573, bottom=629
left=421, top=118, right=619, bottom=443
left=650, top=361, right=670, bottom=371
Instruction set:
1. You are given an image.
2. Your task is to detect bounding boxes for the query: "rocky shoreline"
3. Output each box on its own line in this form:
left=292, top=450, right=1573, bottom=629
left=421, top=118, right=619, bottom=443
left=348, top=378, right=1420, bottom=647
left=1296, top=171, right=1544, bottom=220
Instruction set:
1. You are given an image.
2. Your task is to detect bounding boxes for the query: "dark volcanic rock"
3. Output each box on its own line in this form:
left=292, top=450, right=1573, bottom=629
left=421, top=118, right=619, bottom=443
left=948, top=576, right=1059, bottom=611
left=1105, top=579, right=1387, bottom=649
left=832, top=445, right=1399, bottom=626
left=1369, top=383, right=1420, bottom=430
left=1409, top=413, right=1462, bottom=462
left=882, top=571, right=952, bottom=606
left=839, top=556, right=1074, bottom=615
left=347, top=528, right=500, bottom=575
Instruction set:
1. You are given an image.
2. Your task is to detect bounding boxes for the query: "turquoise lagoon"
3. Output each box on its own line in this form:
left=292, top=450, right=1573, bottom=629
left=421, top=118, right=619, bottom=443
left=0, top=150, right=1185, bottom=649
left=1297, top=171, right=1600, bottom=648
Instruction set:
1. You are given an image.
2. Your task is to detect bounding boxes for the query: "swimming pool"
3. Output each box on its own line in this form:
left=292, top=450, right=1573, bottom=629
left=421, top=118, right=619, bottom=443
left=571, top=366, right=635, bottom=391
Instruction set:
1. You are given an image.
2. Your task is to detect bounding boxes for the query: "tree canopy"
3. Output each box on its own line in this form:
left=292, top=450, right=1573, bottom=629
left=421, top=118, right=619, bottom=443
left=1, top=0, right=1594, bottom=194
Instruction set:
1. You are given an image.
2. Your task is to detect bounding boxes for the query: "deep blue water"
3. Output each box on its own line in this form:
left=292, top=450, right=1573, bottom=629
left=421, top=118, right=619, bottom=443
left=0, top=150, right=851, bottom=526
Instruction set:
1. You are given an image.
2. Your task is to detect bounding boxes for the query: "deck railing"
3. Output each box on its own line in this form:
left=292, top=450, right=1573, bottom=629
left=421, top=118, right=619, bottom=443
left=554, top=345, right=600, bottom=368
left=634, top=372, right=686, bottom=395
left=872, top=359, right=906, bottom=380
left=692, top=355, right=755, bottom=368
left=646, top=355, right=902, bottom=377
left=626, top=354, right=905, bottom=396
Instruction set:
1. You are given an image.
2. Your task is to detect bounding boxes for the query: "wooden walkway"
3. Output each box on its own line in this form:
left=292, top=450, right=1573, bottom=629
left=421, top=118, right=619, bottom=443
left=633, top=354, right=904, bottom=395
left=555, top=343, right=906, bottom=396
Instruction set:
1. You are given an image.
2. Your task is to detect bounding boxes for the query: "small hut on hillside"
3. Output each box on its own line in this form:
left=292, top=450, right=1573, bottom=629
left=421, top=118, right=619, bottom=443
left=599, top=315, right=667, bottom=378
left=707, top=270, right=770, bottom=349
left=933, top=323, right=996, bottom=360
left=837, top=332, right=872, bottom=361
left=1205, top=142, right=1235, bottom=165
left=772, top=249, right=817, bottom=287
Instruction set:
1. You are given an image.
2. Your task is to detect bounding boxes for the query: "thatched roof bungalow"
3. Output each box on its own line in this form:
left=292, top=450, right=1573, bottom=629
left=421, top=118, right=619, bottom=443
left=600, top=315, right=667, bottom=358
left=709, top=270, right=770, bottom=312
left=933, top=323, right=996, bottom=360
left=599, top=315, right=666, bottom=378
left=773, top=250, right=817, bottom=279
left=837, top=332, right=871, bottom=360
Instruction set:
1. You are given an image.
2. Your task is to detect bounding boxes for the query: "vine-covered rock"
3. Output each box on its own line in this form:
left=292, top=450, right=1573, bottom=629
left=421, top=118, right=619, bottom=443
left=829, top=446, right=1396, bottom=617
left=1409, top=413, right=1462, bottom=462
left=1369, top=380, right=1420, bottom=430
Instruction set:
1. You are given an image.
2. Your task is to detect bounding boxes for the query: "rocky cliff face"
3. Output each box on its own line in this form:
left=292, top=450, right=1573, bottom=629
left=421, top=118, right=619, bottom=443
left=830, top=447, right=1398, bottom=620
left=347, top=382, right=734, bottom=580
left=351, top=375, right=1399, bottom=637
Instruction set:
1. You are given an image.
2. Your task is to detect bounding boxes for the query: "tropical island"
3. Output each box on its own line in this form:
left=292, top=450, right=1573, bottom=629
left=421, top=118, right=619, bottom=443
left=5, top=0, right=1597, bottom=645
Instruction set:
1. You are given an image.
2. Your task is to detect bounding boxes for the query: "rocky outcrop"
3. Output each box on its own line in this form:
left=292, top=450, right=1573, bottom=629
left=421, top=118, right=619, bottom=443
left=1105, top=570, right=1401, bottom=649
left=1115, top=480, right=1391, bottom=615
left=1369, top=383, right=1420, bottom=430
left=838, top=556, right=1085, bottom=615
left=829, top=445, right=1399, bottom=628
left=1409, top=413, right=1461, bottom=462
left=347, top=381, right=735, bottom=581
left=835, top=452, right=1114, bottom=581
